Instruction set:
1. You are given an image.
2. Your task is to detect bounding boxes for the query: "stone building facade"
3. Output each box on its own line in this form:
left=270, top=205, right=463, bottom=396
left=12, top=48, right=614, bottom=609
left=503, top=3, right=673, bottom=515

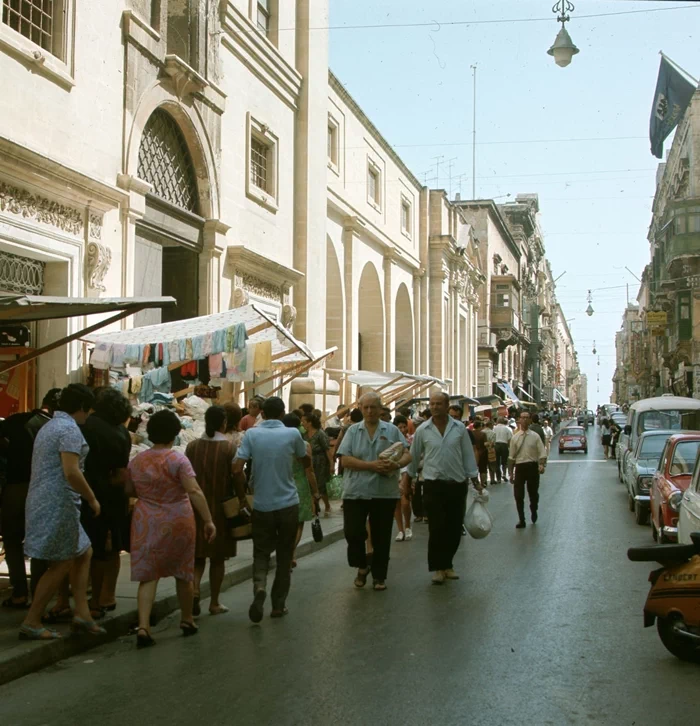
left=0, top=0, right=576, bottom=410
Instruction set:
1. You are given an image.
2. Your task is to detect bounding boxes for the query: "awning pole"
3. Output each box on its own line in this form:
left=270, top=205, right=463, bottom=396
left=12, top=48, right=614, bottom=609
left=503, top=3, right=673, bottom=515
left=322, top=368, right=328, bottom=418
left=0, top=308, right=144, bottom=376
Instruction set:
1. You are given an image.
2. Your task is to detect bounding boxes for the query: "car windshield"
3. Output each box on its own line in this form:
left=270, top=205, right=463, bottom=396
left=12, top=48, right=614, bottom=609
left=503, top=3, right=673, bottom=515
left=669, top=441, right=700, bottom=476
left=639, top=435, right=670, bottom=459
left=638, top=409, right=700, bottom=434
left=562, top=428, right=583, bottom=437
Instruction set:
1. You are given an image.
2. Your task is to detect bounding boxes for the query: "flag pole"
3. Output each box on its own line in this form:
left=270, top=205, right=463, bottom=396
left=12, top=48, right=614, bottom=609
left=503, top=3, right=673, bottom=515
left=659, top=51, right=699, bottom=86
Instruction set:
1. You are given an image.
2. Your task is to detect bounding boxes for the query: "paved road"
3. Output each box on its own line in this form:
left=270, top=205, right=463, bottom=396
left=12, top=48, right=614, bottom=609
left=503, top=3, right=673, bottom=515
left=1, top=424, right=699, bottom=726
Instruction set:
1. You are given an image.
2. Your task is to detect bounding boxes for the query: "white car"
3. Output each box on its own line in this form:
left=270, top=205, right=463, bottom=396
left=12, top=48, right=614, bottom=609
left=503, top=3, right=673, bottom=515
left=679, top=456, right=700, bottom=543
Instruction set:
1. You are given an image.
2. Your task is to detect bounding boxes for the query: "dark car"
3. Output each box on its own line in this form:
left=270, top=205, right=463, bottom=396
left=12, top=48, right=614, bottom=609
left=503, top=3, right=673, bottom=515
left=559, top=426, right=588, bottom=454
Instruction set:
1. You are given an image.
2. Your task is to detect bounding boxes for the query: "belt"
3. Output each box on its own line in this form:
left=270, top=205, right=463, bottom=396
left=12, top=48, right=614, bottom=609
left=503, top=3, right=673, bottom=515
left=425, top=478, right=463, bottom=485
left=514, top=460, right=539, bottom=466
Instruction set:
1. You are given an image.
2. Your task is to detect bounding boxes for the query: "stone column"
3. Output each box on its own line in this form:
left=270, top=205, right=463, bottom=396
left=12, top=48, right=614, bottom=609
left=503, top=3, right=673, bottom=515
left=413, top=270, right=423, bottom=374
left=200, top=220, right=230, bottom=315
left=383, top=253, right=393, bottom=372
left=342, top=223, right=356, bottom=401
left=452, top=281, right=460, bottom=393
left=293, top=0, right=329, bottom=350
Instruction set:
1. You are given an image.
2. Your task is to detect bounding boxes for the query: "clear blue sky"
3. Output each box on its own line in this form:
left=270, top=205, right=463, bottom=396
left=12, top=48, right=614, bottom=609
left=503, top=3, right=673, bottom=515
left=328, top=0, right=700, bottom=404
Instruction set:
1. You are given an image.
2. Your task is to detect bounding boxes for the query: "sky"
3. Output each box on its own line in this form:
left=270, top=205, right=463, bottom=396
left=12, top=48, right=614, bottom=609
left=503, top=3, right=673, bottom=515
left=328, top=0, right=700, bottom=405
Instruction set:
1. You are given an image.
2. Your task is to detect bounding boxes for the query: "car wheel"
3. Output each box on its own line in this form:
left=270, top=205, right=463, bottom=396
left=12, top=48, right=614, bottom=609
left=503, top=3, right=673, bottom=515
left=634, top=501, right=649, bottom=526
left=657, top=615, right=700, bottom=663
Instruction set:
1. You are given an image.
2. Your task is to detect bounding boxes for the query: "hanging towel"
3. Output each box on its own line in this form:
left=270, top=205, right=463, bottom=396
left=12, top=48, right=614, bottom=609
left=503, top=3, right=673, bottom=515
left=191, top=335, right=204, bottom=360
left=142, top=344, right=151, bottom=367
left=209, top=353, right=223, bottom=377
left=91, top=343, right=112, bottom=370
left=233, top=322, right=248, bottom=351
left=169, top=341, right=180, bottom=364
left=178, top=339, right=187, bottom=361
left=202, top=332, right=213, bottom=357
left=253, top=340, right=272, bottom=371
left=212, top=328, right=227, bottom=355
left=131, top=375, right=142, bottom=394
left=111, top=344, right=127, bottom=367
left=185, top=338, right=193, bottom=361
left=124, top=344, right=142, bottom=365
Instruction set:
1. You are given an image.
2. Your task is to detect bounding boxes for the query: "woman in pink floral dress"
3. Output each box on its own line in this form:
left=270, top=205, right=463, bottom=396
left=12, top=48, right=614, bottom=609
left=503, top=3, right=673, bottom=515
left=128, top=410, right=216, bottom=648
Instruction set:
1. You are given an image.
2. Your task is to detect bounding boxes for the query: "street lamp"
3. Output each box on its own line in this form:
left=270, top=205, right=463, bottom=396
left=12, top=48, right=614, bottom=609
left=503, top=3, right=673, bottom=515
left=547, top=1, right=580, bottom=68
left=586, top=289, right=594, bottom=317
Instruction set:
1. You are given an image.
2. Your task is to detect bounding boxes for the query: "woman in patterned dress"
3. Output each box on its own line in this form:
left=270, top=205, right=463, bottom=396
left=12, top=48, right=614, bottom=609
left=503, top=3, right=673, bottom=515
left=301, top=413, right=333, bottom=516
left=186, top=405, right=238, bottom=617
left=283, top=413, right=320, bottom=567
left=128, top=410, right=216, bottom=648
left=20, top=384, right=105, bottom=641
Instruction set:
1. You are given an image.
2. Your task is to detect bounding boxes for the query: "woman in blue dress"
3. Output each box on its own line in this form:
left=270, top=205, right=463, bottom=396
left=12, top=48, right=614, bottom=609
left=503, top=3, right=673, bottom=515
left=19, top=384, right=106, bottom=640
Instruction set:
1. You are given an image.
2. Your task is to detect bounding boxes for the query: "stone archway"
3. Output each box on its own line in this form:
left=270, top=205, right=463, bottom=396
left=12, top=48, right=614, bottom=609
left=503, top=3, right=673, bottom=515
left=326, top=237, right=344, bottom=366
left=394, top=283, right=414, bottom=373
left=358, top=262, right=384, bottom=371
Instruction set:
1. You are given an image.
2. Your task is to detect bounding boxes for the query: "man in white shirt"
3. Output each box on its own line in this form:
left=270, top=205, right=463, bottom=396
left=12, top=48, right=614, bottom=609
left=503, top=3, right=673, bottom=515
left=493, top=417, right=513, bottom=483
left=404, top=391, right=480, bottom=585
left=543, top=419, right=554, bottom=457
left=508, top=412, right=547, bottom=529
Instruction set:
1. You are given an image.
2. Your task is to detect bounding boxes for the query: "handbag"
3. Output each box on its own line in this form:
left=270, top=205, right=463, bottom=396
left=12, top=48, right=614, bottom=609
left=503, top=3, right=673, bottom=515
left=222, top=494, right=254, bottom=540
left=311, top=515, right=323, bottom=543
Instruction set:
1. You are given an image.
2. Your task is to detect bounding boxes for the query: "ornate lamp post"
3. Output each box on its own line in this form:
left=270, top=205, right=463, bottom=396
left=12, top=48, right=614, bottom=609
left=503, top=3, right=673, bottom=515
left=547, top=1, right=580, bottom=68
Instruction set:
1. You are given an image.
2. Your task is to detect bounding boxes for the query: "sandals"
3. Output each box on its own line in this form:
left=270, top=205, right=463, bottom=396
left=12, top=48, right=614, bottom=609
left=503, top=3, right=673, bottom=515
left=136, top=628, right=156, bottom=649
left=209, top=605, right=229, bottom=616
left=354, top=567, right=370, bottom=589
left=2, top=596, right=29, bottom=609
left=71, top=617, right=107, bottom=636
left=19, top=624, right=62, bottom=641
left=180, top=621, right=199, bottom=637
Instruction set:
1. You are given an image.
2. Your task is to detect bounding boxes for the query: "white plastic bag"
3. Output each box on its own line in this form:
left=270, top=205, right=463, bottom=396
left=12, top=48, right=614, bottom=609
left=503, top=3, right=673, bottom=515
left=465, top=490, right=493, bottom=539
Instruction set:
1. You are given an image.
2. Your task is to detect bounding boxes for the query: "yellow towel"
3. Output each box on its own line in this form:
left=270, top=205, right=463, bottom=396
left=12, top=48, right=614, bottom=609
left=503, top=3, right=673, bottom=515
left=253, top=340, right=272, bottom=371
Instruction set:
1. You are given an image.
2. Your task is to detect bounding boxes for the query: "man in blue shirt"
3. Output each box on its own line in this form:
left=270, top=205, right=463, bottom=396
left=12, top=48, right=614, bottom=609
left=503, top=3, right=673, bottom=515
left=234, top=396, right=310, bottom=622
left=404, top=391, right=480, bottom=585
left=337, top=392, right=411, bottom=591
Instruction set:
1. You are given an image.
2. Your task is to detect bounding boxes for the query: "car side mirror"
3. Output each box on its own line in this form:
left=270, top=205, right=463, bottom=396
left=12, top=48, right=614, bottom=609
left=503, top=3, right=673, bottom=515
left=624, top=425, right=631, bottom=436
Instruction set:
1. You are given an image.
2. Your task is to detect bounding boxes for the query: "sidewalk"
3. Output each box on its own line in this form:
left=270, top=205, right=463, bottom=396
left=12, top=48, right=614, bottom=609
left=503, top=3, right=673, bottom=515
left=0, top=509, right=346, bottom=686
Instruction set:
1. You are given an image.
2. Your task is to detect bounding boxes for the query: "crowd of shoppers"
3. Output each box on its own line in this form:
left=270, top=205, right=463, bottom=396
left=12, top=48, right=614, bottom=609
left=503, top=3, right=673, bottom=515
left=1, top=381, right=574, bottom=648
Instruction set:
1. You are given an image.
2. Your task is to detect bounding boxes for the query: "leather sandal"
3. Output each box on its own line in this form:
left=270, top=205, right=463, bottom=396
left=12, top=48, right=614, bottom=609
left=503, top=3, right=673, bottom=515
left=354, top=567, right=370, bottom=588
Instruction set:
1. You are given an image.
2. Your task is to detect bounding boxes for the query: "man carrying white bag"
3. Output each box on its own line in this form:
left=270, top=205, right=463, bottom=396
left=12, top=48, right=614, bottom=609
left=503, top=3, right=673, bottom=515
left=403, top=391, right=482, bottom=586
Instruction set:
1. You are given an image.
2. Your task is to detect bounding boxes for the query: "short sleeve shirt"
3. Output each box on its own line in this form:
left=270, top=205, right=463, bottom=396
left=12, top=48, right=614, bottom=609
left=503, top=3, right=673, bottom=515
left=236, top=420, right=307, bottom=512
left=337, top=421, right=407, bottom=499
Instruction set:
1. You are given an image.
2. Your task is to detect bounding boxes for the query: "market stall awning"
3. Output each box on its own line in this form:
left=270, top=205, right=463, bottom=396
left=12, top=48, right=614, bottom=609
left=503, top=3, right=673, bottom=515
left=0, top=294, right=176, bottom=323
left=497, top=380, right=520, bottom=403
left=473, top=394, right=503, bottom=406
left=518, top=386, right=535, bottom=401
left=83, top=304, right=314, bottom=368
left=0, top=294, right=177, bottom=376
left=327, top=369, right=448, bottom=395
left=553, top=388, right=569, bottom=403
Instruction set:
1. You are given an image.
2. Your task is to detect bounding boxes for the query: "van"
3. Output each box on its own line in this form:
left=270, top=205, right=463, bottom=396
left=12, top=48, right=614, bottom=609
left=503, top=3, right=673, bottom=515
left=618, top=396, right=700, bottom=483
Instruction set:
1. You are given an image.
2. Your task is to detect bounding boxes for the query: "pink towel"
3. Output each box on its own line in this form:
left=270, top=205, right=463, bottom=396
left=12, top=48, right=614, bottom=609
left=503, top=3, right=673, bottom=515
left=209, top=353, right=223, bottom=377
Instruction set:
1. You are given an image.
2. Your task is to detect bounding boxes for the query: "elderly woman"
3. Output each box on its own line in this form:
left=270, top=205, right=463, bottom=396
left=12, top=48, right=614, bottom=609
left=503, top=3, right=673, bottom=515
left=81, top=388, right=132, bottom=618
left=223, top=401, right=243, bottom=448
left=20, top=384, right=104, bottom=640
left=301, top=412, right=333, bottom=517
left=186, top=405, right=238, bottom=617
left=128, top=410, right=216, bottom=648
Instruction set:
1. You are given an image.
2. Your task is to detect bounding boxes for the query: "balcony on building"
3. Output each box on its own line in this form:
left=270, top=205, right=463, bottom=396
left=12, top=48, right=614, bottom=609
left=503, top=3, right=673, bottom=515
left=490, top=275, right=521, bottom=350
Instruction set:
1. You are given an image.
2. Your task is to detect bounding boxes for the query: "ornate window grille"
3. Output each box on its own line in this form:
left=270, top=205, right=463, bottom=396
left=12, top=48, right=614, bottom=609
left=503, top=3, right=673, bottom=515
left=137, top=109, right=199, bottom=214
left=2, top=0, right=54, bottom=53
left=250, top=137, right=269, bottom=192
left=0, top=250, right=44, bottom=295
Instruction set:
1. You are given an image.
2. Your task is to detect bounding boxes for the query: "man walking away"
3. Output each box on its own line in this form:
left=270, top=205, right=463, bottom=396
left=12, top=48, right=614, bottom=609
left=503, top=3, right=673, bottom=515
left=338, top=392, right=410, bottom=591
left=0, top=389, right=61, bottom=607
left=508, top=412, right=547, bottom=529
left=493, top=417, right=513, bottom=482
left=233, top=397, right=310, bottom=622
left=530, top=413, right=546, bottom=446
left=404, top=391, right=480, bottom=585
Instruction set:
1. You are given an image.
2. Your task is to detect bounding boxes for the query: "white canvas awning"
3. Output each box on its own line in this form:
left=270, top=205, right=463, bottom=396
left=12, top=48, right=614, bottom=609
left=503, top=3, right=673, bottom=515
left=327, top=369, right=448, bottom=393
left=83, top=304, right=314, bottom=368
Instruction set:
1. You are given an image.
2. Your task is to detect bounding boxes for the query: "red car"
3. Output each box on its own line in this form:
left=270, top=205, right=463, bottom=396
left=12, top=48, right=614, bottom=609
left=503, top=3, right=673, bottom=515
left=558, top=425, right=588, bottom=454
left=650, top=433, right=700, bottom=543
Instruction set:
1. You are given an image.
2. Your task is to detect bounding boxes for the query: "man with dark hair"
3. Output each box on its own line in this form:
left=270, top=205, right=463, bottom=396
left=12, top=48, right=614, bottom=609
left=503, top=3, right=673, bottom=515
left=508, top=412, right=547, bottom=529
left=448, top=404, right=463, bottom=420
left=0, top=388, right=61, bottom=607
left=380, top=406, right=392, bottom=423
left=233, top=396, right=310, bottom=622
left=530, top=412, right=546, bottom=446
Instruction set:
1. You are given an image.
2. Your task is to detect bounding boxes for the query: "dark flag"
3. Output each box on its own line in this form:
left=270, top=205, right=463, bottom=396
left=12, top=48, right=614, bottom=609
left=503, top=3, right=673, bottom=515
left=650, top=55, right=696, bottom=159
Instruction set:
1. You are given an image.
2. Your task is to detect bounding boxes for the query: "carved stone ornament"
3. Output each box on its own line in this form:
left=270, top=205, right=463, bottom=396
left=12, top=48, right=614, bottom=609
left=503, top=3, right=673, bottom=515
left=163, top=55, right=207, bottom=100
left=238, top=273, right=282, bottom=302
left=0, top=182, right=83, bottom=235
left=281, top=304, right=297, bottom=330
left=89, top=215, right=103, bottom=240
left=86, top=241, right=112, bottom=293
left=231, top=287, right=250, bottom=308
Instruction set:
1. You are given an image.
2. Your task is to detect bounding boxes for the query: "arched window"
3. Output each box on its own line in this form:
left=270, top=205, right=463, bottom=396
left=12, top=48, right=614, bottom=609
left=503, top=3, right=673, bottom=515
left=137, top=109, right=199, bottom=214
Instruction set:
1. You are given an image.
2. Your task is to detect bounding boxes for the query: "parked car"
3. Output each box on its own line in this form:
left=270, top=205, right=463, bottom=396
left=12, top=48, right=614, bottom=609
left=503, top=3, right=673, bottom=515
left=624, top=430, right=678, bottom=525
left=678, top=452, right=700, bottom=545
left=650, top=434, right=700, bottom=543
left=617, top=396, right=700, bottom=484
left=559, top=426, right=588, bottom=454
